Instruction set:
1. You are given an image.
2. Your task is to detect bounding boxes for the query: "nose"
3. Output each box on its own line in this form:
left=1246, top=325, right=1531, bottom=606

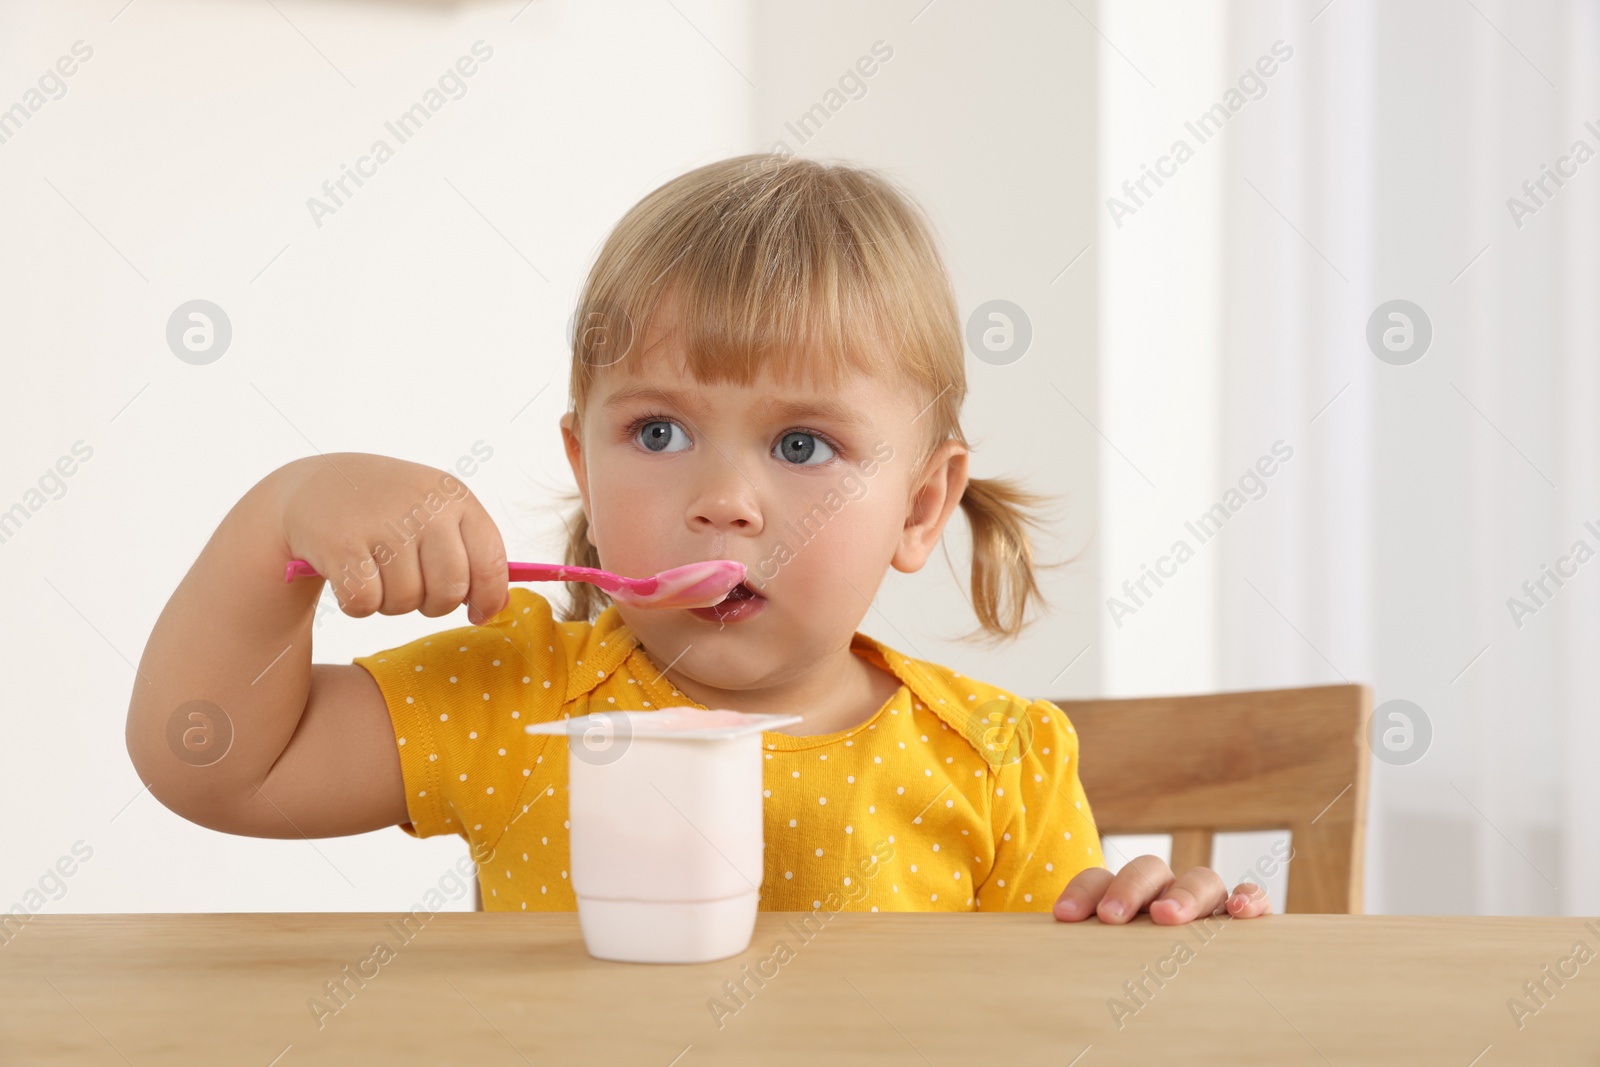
left=687, top=463, right=763, bottom=536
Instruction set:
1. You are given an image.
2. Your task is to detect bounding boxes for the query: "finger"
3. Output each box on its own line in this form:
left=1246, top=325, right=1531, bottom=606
left=1224, top=882, right=1272, bottom=919
left=418, top=526, right=471, bottom=619
left=331, top=543, right=383, bottom=618
left=1097, top=855, right=1173, bottom=924
left=376, top=544, right=425, bottom=616
left=1052, top=866, right=1113, bottom=922
left=1148, top=866, right=1227, bottom=925
left=460, top=508, right=509, bottom=625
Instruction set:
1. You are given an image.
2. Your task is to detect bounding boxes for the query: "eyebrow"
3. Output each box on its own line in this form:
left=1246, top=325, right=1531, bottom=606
left=599, top=385, right=874, bottom=431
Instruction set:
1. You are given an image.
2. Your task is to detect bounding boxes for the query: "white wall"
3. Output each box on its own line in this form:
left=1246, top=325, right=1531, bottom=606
left=0, top=0, right=756, bottom=912
left=0, top=0, right=1100, bottom=913
left=1097, top=1, right=1227, bottom=698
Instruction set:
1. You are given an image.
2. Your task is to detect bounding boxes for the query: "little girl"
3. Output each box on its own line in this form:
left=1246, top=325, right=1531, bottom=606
left=126, top=153, right=1267, bottom=925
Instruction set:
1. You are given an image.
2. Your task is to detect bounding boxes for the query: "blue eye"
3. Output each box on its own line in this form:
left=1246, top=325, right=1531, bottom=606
left=636, top=419, right=690, bottom=453
left=774, top=431, right=836, bottom=466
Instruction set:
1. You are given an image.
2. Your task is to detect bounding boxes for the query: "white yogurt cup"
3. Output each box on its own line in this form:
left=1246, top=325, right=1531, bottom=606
left=525, top=707, right=801, bottom=963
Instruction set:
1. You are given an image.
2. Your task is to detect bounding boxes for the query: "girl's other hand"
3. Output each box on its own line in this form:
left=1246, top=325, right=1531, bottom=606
left=1051, top=854, right=1272, bottom=924
left=275, top=452, right=509, bottom=625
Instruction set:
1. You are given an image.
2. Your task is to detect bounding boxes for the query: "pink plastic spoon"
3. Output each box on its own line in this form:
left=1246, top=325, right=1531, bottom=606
left=283, top=558, right=748, bottom=610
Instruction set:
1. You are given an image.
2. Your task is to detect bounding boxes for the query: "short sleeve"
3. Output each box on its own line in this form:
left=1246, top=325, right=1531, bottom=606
left=976, top=699, right=1103, bottom=911
left=351, top=589, right=569, bottom=854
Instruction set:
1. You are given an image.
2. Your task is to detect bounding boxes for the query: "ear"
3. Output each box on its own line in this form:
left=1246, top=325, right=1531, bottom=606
left=891, top=440, right=969, bottom=574
left=559, top=411, right=597, bottom=547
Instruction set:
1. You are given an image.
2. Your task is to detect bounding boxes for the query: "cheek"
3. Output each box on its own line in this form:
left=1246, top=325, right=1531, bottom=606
left=585, top=456, right=678, bottom=566
left=772, top=486, right=902, bottom=573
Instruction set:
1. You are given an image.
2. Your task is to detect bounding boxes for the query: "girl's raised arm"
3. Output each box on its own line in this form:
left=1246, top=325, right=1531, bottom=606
left=124, top=453, right=509, bottom=839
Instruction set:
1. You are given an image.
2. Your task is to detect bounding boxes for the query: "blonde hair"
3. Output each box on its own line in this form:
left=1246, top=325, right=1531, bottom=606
left=558, top=153, right=1062, bottom=642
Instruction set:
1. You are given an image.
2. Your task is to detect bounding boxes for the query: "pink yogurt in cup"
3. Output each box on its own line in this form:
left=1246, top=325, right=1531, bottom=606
left=525, top=706, right=802, bottom=963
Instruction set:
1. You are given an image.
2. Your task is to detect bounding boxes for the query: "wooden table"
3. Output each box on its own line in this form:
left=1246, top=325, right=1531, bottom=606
left=2, top=913, right=1597, bottom=1064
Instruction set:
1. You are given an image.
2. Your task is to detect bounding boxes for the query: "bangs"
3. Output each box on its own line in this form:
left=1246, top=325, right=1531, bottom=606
left=570, top=154, right=954, bottom=403
left=611, top=269, right=901, bottom=394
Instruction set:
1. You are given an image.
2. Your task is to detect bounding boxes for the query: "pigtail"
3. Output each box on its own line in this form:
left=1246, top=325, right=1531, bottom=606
left=956, top=475, right=1059, bottom=642
left=556, top=490, right=607, bottom=623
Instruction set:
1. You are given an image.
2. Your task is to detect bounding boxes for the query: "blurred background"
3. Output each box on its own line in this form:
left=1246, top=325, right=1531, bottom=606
left=1, top=0, right=1594, bottom=917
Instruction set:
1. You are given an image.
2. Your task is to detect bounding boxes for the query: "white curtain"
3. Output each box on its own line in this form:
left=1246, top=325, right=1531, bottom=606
left=1103, top=0, right=1599, bottom=915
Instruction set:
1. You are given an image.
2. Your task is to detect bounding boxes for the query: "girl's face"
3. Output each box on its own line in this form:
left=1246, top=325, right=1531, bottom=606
left=559, top=314, right=968, bottom=694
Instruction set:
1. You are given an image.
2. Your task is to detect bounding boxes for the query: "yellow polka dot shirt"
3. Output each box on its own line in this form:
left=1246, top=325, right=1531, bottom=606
left=352, top=588, right=1104, bottom=913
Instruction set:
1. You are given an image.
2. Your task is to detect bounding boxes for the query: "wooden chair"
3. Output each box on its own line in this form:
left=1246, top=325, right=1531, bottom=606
left=1047, top=683, right=1370, bottom=914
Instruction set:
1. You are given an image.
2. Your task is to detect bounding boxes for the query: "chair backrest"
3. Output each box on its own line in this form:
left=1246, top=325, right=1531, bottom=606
left=1046, top=683, right=1370, bottom=914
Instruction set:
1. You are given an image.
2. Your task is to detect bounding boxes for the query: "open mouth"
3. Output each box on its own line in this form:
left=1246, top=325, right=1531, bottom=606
left=721, top=581, right=759, bottom=603
left=686, top=579, right=767, bottom=623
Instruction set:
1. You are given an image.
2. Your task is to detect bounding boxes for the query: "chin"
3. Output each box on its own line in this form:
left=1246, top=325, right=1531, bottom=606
left=661, top=649, right=779, bottom=694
